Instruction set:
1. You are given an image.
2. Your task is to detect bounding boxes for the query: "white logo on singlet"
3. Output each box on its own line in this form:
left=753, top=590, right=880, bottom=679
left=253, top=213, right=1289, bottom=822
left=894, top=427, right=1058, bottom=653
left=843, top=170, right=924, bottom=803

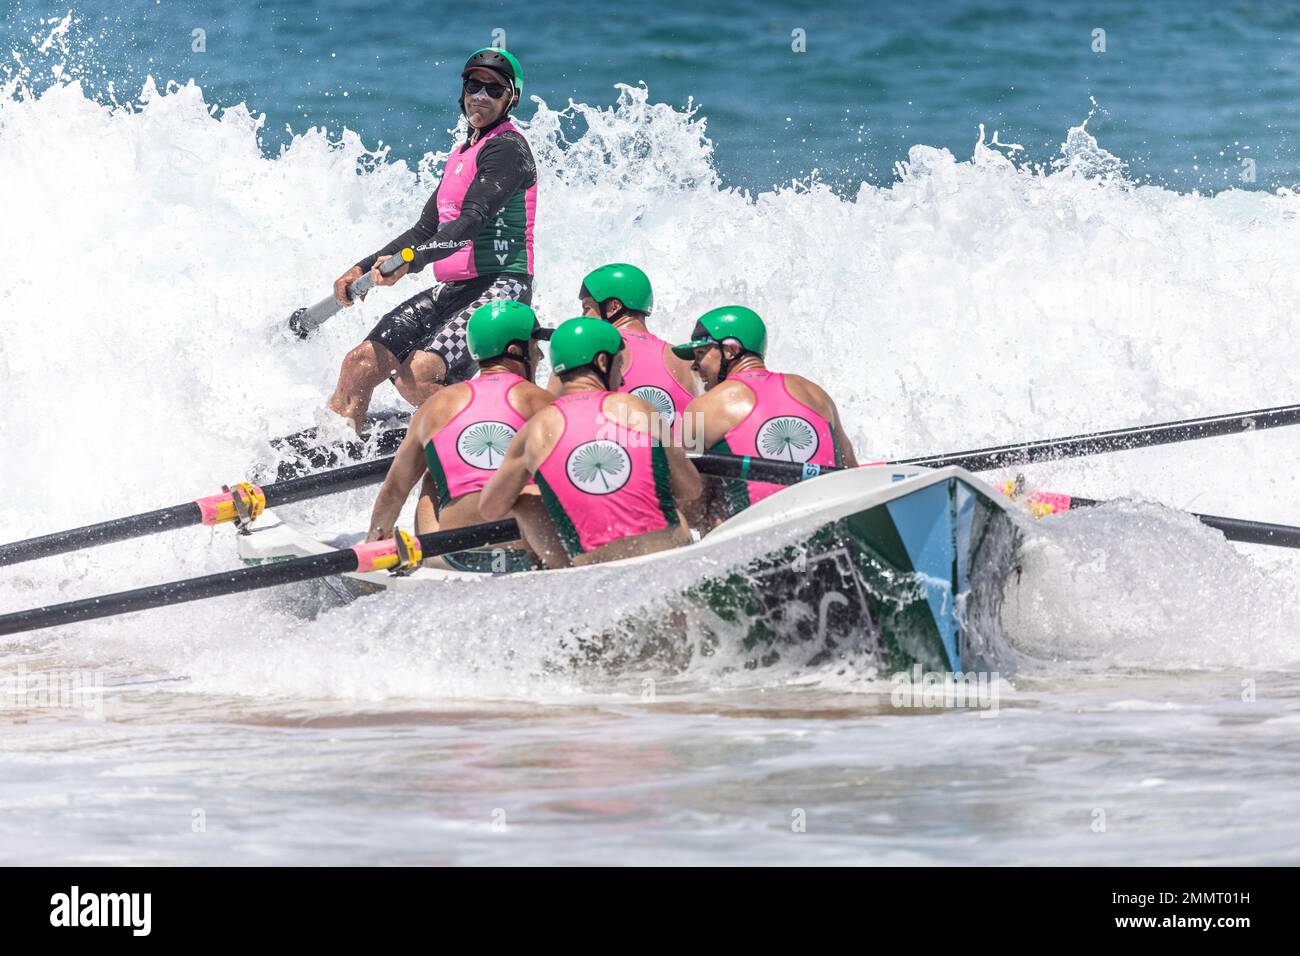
left=565, top=439, right=633, bottom=495
left=457, top=421, right=517, bottom=469
left=629, top=385, right=675, bottom=424
left=755, top=416, right=819, bottom=462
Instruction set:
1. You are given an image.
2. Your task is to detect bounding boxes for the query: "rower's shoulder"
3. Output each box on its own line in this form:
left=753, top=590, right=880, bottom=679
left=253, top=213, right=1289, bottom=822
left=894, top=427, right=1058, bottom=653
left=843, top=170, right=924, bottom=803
left=482, top=129, right=535, bottom=165
left=692, top=378, right=750, bottom=405
left=413, top=381, right=471, bottom=434
left=781, top=372, right=834, bottom=409
left=507, top=379, right=556, bottom=413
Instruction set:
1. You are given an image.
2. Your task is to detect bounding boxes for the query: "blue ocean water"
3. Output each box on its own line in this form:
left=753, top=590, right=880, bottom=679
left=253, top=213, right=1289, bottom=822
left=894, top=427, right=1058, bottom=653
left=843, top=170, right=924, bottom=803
left=5, top=0, right=1298, bottom=193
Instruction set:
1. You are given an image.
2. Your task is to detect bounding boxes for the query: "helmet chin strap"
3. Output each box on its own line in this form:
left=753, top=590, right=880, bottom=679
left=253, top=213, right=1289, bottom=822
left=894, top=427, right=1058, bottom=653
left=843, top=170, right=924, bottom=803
left=717, top=341, right=736, bottom=382
left=593, top=353, right=615, bottom=391
left=513, top=343, right=533, bottom=383
left=599, top=300, right=631, bottom=324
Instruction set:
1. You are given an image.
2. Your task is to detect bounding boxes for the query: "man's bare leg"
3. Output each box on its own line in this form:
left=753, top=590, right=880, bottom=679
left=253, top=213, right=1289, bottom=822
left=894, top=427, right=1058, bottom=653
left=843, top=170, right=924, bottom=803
left=328, top=340, right=401, bottom=432
left=392, top=350, right=447, bottom=409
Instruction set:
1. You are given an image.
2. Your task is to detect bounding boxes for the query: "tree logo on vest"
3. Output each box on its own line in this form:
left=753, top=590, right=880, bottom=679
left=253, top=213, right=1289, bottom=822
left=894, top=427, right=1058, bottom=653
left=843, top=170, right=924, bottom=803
left=458, top=421, right=516, bottom=469
left=630, top=385, right=675, bottom=424
left=757, top=416, right=819, bottom=462
left=566, top=440, right=632, bottom=494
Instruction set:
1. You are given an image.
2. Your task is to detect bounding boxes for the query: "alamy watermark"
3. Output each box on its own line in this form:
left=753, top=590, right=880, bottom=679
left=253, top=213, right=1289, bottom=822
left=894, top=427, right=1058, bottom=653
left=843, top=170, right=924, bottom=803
left=889, top=664, right=1000, bottom=716
left=1, top=666, right=105, bottom=718
left=596, top=408, right=707, bottom=453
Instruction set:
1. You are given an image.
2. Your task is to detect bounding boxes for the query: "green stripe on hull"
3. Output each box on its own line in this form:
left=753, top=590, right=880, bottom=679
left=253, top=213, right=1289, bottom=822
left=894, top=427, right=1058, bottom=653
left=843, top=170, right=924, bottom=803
left=686, top=477, right=1019, bottom=674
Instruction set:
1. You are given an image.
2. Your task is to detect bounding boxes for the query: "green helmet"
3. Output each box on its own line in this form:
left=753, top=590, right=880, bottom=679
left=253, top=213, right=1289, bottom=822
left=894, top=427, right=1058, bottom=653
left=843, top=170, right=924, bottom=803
left=580, top=263, right=654, bottom=317
left=671, top=306, right=767, bottom=360
left=467, top=301, right=544, bottom=361
left=549, top=317, right=624, bottom=375
left=462, top=47, right=524, bottom=98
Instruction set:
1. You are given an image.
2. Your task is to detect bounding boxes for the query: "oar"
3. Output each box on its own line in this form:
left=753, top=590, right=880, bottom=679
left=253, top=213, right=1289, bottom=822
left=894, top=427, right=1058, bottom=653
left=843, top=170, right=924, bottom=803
left=268, top=400, right=1300, bottom=483
left=1026, top=493, right=1300, bottom=549
left=695, top=454, right=1300, bottom=551
left=895, top=402, right=1300, bottom=470
left=0, top=457, right=393, bottom=568
left=285, top=248, right=414, bottom=340
left=6, top=401, right=1297, bottom=569
left=0, top=520, right=519, bottom=637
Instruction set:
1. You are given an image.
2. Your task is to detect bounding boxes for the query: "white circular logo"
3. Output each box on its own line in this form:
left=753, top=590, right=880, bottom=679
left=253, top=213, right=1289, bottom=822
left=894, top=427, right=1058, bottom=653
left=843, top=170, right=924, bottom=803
left=630, top=385, right=676, bottom=424
left=457, top=421, right=517, bottom=470
left=565, top=439, right=633, bottom=495
left=756, top=416, right=819, bottom=462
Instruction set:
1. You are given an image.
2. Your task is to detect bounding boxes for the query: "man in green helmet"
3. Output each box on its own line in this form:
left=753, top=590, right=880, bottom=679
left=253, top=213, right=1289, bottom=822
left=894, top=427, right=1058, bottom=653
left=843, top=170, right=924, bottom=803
left=366, top=301, right=558, bottom=572
left=481, top=317, right=700, bottom=567
left=675, top=306, right=858, bottom=527
left=326, top=47, right=538, bottom=432
left=547, top=264, right=700, bottom=426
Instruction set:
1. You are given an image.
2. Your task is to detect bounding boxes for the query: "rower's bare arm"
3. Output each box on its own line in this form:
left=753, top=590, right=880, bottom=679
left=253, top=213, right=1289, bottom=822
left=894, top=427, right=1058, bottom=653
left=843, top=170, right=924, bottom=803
left=366, top=428, right=429, bottom=540
left=478, top=422, right=538, bottom=520
left=684, top=389, right=740, bottom=451
left=657, top=413, right=701, bottom=502
left=825, top=393, right=859, bottom=467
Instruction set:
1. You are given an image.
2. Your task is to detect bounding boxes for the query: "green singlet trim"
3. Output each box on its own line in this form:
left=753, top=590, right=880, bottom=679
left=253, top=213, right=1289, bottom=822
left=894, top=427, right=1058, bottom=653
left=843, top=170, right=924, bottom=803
left=535, top=471, right=585, bottom=557
left=651, top=443, right=679, bottom=528
left=424, top=441, right=453, bottom=514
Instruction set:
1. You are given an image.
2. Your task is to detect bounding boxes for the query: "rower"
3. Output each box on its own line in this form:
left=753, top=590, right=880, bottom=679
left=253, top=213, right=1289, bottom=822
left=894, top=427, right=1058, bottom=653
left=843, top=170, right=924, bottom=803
left=327, top=47, right=538, bottom=431
left=480, top=318, right=701, bottom=567
left=365, top=301, right=555, bottom=572
left=548, top=264, right=700, bottom=427
left=674, top=306, right=857, bottom=527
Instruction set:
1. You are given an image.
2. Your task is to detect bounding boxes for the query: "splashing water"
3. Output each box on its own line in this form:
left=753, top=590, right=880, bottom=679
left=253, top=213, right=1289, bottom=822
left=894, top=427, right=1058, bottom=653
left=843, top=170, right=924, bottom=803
left=3, top=20, right=1300, bottom=865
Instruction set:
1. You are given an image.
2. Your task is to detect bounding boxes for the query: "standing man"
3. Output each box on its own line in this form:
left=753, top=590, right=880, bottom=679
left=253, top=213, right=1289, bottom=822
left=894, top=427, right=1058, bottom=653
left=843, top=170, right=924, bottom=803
left=674, top=306, right=858, bottom=526
left=365, top=301, right=555, bottom=572
left=481, top=318, right=701, bottom=567
left=328, top=48, right=537, bottom=431
left=550, top=264, right=699, bottom=426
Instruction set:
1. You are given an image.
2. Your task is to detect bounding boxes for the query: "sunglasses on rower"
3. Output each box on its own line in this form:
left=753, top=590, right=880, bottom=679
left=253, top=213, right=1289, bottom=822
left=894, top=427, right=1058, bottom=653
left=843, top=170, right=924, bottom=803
left=463, top=77, right=511, bottom=99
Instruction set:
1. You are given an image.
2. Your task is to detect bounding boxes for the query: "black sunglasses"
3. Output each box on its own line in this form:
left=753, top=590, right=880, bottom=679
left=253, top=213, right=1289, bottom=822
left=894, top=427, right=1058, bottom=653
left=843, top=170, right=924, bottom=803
left=463, top=78, right=510, bottom=99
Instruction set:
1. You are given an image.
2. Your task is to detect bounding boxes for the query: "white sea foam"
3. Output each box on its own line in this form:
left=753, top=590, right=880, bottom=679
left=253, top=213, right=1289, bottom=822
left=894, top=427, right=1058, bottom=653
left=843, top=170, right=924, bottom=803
left=3, top=56, right=1300, bottom=700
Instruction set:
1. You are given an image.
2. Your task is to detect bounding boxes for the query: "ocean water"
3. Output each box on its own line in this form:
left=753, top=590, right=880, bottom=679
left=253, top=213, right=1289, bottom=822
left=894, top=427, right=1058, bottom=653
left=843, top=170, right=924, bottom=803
left=2, top=3, right=1300, bottom=865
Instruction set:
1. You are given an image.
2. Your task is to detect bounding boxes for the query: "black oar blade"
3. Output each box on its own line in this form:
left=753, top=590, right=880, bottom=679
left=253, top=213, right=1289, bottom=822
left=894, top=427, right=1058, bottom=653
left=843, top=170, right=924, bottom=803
left=263, top=411, right=410, bottom=482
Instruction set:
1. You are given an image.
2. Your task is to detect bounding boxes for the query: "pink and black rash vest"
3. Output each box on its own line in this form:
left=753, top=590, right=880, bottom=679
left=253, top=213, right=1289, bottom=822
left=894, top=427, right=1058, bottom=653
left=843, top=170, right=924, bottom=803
left=618, top=328, right=694, bottom=426
left=534, top=392, right=679, bottom=557
left=431, top=121, right=536, bottom=281
left=354, top=118, right=537, bottom=283
left=425, top=372, right=528, bottom=513
left=709, top=369, right=839, bottom=514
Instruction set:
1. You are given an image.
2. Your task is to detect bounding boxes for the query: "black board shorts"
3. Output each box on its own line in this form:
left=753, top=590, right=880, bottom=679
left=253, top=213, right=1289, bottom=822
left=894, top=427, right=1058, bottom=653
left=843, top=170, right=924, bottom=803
left=364, top=273, right=534, bottom=383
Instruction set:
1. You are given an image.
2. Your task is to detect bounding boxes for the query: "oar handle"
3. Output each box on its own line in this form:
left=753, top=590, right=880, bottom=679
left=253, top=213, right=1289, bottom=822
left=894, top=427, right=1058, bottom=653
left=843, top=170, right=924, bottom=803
left=0, top=519, right=521, bottom=637
left=287, top=248, right=415, bottom=339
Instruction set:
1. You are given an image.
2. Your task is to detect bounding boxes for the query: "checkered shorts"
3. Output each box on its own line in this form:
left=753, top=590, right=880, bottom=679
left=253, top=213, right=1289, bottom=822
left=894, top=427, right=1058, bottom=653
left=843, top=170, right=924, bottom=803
left=365, top=273, right=534, bottom=384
